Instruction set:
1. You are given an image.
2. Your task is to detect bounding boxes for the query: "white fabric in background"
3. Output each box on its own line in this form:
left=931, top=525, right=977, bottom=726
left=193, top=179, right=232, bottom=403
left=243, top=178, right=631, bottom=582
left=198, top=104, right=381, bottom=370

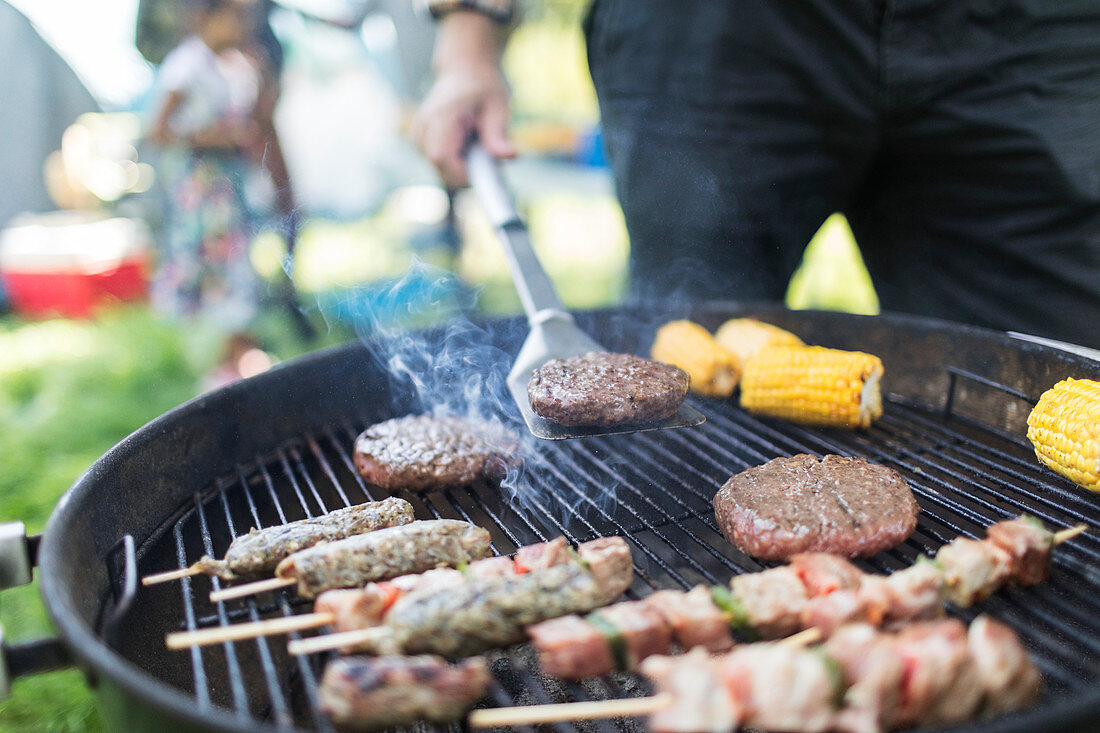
left=157, top=36, right=259, bottom=137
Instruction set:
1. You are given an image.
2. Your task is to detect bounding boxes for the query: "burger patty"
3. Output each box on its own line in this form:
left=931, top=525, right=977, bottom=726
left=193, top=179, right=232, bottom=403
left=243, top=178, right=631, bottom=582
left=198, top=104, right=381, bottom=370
left=713, top=454, right=919, bottom=560
left=354, top=415, right=519, bottom=492
left=527, top=352, right=689, bottom=427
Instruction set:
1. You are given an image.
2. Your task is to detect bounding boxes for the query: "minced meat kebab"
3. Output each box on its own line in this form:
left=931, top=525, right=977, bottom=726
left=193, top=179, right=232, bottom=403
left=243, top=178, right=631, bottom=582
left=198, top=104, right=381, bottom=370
left=329, top=536, right=633, bottom=658
left=353, top=414, right=519, bottom=491
left=527, top=352, right=689, bottom=426
left=714, top=454, right=919, bottom=560
left=315, top=537, right=572, bottom=636
left=189, top=497, right=414, bottom=580
left=275, top=518, right=491, bottom=598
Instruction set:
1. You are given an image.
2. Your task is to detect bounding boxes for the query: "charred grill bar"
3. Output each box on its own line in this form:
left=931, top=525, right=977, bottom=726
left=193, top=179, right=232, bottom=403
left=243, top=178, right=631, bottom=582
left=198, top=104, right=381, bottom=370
left=41, top=306, right=1100, bottom=733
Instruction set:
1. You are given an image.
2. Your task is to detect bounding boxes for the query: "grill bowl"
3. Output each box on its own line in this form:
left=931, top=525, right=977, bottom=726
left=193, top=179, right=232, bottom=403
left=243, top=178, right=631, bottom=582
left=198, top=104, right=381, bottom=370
left=37, top=303, right=1100, bottom=732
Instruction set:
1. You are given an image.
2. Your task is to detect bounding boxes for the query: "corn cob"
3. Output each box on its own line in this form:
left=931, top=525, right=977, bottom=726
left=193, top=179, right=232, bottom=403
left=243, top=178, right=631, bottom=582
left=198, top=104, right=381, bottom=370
left=651, top=320, right=741, bottom=398
left=739, top=345, right=884, bottom=428
left=1026, top=378, right=1100, bottom=492
left=715, top=318, right=804, bottom=365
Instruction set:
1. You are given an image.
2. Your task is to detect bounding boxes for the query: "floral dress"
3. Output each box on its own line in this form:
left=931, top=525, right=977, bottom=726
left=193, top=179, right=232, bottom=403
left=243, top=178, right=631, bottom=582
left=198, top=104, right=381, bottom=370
left=151, top=36, right=262, bottom=332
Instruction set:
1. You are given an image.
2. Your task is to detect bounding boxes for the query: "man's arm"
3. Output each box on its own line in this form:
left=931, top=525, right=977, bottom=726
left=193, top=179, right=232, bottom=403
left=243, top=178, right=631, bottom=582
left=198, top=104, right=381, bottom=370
left=411, top=9, right=517, bottom=187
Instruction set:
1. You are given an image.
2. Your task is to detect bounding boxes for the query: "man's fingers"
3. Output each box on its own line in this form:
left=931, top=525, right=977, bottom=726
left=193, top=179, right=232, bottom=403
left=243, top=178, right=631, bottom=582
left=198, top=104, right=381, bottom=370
left=413, top=68, right=513, bottom=187
left=478, top=97, right=516, bottom=159
left=423, top=111, right=472, bottom=188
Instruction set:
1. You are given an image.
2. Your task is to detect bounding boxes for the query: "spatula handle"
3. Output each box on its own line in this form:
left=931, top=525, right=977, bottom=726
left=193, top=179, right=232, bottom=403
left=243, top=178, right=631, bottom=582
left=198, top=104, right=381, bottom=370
left=466, top=141, right=568, bottom=322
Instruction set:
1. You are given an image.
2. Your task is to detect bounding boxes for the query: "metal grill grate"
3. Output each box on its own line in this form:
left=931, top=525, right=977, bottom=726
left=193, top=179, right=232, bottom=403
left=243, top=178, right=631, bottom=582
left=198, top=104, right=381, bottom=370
left=124, top=383, right=1100, bottom=732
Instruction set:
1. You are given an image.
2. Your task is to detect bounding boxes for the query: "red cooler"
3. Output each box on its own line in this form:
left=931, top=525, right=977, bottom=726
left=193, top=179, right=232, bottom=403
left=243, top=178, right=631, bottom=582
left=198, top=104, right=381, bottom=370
left=0, top=212, right=150, bottom=318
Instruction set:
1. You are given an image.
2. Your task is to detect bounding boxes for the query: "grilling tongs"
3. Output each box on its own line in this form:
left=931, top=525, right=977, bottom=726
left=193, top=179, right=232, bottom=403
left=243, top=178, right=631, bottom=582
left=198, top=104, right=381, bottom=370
left=466, top=142, right=705, bottom=439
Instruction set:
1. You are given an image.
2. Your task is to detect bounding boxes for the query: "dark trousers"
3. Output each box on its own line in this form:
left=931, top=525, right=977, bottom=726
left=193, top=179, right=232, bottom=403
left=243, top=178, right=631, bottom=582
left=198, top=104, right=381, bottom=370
left=585, top=0, right=1100, bottom=349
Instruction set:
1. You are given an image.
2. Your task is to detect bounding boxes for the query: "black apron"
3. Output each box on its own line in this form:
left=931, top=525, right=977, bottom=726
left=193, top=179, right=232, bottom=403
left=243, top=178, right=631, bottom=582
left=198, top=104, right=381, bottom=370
left=585, top=0, right=1100, bottom=348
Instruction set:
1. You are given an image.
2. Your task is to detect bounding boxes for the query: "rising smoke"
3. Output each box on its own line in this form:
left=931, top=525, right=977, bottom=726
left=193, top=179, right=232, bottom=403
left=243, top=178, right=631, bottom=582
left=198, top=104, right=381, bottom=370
left=339, top=258, right=636, bottom=533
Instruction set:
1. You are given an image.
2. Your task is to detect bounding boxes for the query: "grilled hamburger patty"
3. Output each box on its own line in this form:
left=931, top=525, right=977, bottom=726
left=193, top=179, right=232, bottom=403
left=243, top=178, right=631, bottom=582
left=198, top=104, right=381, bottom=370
left=354, top=415, right=518, bottom=491
left=713, top=454, right=919, bottom=560
left=527, top=352, right=689, bottom=426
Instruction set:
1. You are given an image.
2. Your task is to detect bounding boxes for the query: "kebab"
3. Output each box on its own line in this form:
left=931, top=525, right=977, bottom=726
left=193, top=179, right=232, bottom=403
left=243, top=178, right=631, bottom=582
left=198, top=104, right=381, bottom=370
left=165, top=519, right=493, bottom=649
left=641, top=615, right=1039, bottom=733
left=315, top=627, right=821, bottom=731
left=199, top=517, right=493, bottom=603
left=315, top=536, right=571, bottom=638
left=166, top=535, right=628, bottom=650
left=289, top=536, right=634, bottom=658
left=165, top=536, right=573, bottom=649
left=319, top=654, right=492, bottom=731
left=472, top=615, right=1040, bottom=733
left=142, top=497, right=415, bottom=585
left=528, top=516, right=1084, bottom=679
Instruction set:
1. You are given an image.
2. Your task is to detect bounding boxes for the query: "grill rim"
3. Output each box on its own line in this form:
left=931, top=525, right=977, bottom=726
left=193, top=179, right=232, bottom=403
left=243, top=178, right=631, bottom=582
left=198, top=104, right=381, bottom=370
left=40, top=346, right=348, bottom=733
left=37, top=303, right=1100, bottom=733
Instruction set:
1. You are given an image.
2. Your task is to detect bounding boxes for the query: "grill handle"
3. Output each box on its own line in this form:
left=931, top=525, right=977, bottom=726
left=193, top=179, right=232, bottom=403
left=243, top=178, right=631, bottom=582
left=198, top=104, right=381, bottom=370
left=466, top=140, right=569, bottom=324
left=0, top=521, right=74, bottom=698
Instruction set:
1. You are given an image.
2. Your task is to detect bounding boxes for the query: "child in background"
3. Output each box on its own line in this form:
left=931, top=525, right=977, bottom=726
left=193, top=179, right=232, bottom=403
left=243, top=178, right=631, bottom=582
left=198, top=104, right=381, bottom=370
left=148, top=0, right=291, bottom=387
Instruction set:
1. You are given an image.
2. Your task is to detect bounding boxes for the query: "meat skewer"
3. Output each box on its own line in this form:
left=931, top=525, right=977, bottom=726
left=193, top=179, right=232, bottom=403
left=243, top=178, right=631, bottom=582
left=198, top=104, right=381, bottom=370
left=320, top=655, right=491, bottom=731
left=469, top=615, right=1040, bottom=733
left=314, top=537, right=570, bottom=637
left=275, top=518, right=492, bottom=598
left=529, top=517, right=1084, bottom=679
left=163, top=536, right=604, bottom=650
left=142, top=497, right=415, bottom=586
left=317, top=628, right=821, bottom=731
left=166, top=519, right=493, bottom=648
left=205, top=518, right=492, bottom=603
left=644, top=615, right=1039, bottom=733
left=289, top=536, right=634, bottom=658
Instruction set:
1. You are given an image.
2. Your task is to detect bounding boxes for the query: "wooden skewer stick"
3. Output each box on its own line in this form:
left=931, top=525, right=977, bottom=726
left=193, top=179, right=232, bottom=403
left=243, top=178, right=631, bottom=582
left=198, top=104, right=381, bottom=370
left=469, top=693, right=674, bottom=728
left=166, top=612, right=335, bottom=650
left=286, top=605, right=823, bottom=660
left=143, top=565, right=203, bottom=586
left=210, top=576, right=297, bottom=603
left=288, top=626, right=393, bottom=656
left=1054, top=524, right=1088, bottom=544
left=467, top=627, right=823, bottom=728
left=779, top=626, right=822, bottom=646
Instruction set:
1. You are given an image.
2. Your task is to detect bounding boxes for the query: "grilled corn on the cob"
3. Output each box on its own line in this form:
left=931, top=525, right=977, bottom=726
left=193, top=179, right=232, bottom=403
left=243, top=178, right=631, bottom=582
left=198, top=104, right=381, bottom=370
left=651, top=320, right=741, bottom=397
left=1027, top=378, right=1100, bottom=491
left=740, top=345, right=884, bottom=428
left=715, top=318, right=804, bottom=365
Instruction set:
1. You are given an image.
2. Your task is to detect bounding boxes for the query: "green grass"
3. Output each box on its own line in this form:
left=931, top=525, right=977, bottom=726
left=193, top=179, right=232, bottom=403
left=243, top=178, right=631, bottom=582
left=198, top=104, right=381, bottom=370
left=0, top=306, right=340, bottom=733
left=0, top=310, right=197, bottom=732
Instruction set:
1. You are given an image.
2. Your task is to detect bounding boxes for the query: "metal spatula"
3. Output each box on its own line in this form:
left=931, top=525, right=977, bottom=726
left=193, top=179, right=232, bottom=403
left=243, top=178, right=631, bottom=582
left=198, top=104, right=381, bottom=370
left=466, top=142, right=705, bottom=440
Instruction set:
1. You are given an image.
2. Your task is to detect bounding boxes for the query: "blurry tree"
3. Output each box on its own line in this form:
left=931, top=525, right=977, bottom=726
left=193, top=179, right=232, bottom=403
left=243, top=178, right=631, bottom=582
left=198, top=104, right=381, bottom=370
left=505, top=0, right=599, bottom=130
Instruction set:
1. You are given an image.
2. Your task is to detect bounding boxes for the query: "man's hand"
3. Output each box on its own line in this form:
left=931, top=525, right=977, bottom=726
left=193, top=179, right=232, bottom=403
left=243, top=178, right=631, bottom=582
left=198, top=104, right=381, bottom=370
left=412, top=11, right=516, bottom=188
